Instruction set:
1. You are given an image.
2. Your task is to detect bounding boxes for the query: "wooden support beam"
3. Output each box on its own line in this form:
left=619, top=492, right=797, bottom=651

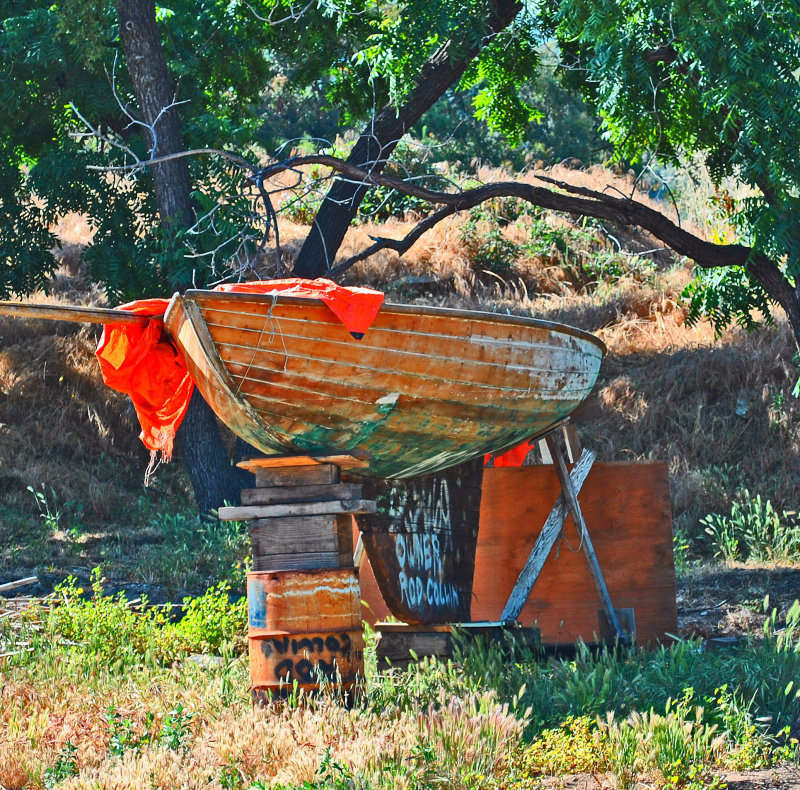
left=219, top=498, right=376, bottom=521
left=0, top=577, right=38, bottom=595
left=546, top=435, right=626, bottom=642
left=241, top=483, right=362, bottom=506
left=500, top=449, right=595, bottom=622
left=245, top=463, right=341, bottom=488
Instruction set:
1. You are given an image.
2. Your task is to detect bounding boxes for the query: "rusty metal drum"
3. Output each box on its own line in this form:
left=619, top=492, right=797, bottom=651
left=247, top=569, right=364, bottom=699
left=247, top=569, right=362, bottom=633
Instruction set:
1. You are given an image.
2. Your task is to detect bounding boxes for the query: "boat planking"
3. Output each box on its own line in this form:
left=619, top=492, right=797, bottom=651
left=164, top=290, right=605, bottom=480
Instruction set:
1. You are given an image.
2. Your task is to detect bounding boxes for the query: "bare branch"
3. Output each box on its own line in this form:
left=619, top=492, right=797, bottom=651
left=85, top=147, right=257, bottom=172
left=330, top=205, right=459, bottom=275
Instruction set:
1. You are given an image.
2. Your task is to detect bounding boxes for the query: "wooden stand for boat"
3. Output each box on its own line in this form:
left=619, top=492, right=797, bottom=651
left=497, top=421, right=634, bottom=643
left=361, top=419, right=634, bottom=669
left=218, top=454, right=376, bottom=702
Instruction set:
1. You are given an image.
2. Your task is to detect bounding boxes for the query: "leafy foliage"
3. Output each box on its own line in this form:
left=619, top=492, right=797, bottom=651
left=0, top=0, right=562, bottom=302
left=551, top=0, right=800, bottom=333
left=40, top=568, right=246, bottom=667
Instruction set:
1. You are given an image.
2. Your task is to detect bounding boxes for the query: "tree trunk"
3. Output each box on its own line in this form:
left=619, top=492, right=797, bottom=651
left=116, top=0, right=194, bottom=237
left=292, top=0, right=521, bottom=277
left=116, top=0, right=249, bottom=513
left=176, top=390, right=253, bottom=515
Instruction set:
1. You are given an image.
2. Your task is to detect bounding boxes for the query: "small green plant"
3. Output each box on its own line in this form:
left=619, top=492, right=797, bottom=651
left=702, top=490, right=800, bottom=562
left=173, top=581, right=247, bottom=652
left=107, top=705, right=154, bottom=756
left=106, top=703, right=194, bottom=756
left=673, top=528, right=692, bottom=572
left=43, top=742, right=79, bottom=788
left=28, top=484, right=62, bottom=531
left=159, top=703, right=194, bottom=751
left=460, top=220, right=521, bottom=274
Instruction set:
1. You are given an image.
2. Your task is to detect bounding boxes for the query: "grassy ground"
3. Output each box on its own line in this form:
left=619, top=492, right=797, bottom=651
left=1, top=581, right=799, bottom=789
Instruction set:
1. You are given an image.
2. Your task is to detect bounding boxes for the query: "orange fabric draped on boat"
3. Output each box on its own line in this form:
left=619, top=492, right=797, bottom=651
left=215, top=278, right=384, bottom=339
left=485, top=439, right=535, bottom=467
left=96, top=298, right=193, bottom=461
left=96, top=280, right=385, bottom=460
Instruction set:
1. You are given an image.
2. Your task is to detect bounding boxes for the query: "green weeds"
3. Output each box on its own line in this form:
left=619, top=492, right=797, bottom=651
left=137, top=509, right=250, bottom=590
left=42, top=742, right=78, bottom=789
left=702, top=489, right=800, bottom=562
left=106, top=702, right=194, bottom=756
left=31, top=568, right=246, bottom=668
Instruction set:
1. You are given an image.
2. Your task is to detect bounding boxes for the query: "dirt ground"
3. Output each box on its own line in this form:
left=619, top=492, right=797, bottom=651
left=538, top=764, right=800, bottom=790
left=677, top=564, right=800, bottom=639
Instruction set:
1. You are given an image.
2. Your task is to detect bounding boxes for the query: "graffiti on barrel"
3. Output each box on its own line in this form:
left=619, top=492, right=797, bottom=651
left=261, top=631, right=352, bottom=682
left=250, top=628, right=365, bottom=690
left=359, top=458, right=484, bottom=623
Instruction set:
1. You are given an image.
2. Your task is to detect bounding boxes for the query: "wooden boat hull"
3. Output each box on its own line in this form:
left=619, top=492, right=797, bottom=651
left=163, top=290, right=604, bottom=480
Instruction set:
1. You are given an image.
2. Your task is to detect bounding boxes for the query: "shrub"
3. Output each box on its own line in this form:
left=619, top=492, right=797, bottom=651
left=40, top=568, right=246, bottom=667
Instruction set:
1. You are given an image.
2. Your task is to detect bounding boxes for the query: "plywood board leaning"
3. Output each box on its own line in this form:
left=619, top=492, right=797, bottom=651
left=473, top=462, right=676, bottom=645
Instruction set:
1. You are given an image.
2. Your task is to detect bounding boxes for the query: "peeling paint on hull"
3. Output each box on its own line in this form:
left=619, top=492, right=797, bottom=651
left=164, top=291, right=605, bottom=479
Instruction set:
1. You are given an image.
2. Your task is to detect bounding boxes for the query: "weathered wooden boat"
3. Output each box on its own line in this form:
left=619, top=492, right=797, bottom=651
left=163, top=289, right=605, bottom=479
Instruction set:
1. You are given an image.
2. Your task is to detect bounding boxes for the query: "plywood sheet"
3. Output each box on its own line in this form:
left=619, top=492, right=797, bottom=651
left=472, top=462, right=676, bottom=645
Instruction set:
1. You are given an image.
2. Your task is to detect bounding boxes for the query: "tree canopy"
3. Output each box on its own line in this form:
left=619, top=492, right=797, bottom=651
left=550, top=0, right=800, bottom=338
left=0, top=0, right=547, bottom=300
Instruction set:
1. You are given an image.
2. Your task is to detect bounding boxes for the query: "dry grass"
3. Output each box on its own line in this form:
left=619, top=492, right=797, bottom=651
left=0, top=653, right=522, bottom=790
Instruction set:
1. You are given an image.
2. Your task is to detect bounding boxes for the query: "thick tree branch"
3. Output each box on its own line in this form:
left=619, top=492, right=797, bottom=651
left=262, top=154, right=800, bottom=328
left=644, top=46, right=678, bottom=65
left=292, top=0, right=522, bottom=276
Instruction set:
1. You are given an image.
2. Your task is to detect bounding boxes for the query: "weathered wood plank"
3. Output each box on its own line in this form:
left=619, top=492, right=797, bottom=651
left=250, top=514, right=352, bottom=558
left=241, top=482, right=362, bottom=506
left=252, top=551, right=351, bottom=572
left=500, top=449, right=595, bottom=623
left=0, top=577, right=38, bottom=594
left=0, top=302, right=149, bottom=326
left=374, top=622, right=540, bottom=669
left=219, top=498, right=375, bottom=521
left=248, top=464, right=341, bottom=488
left=377, top=631, right=451, bottom=661
left=238, top=454, right=368, bottom=472
left=547, top=436, right=625, bottom=640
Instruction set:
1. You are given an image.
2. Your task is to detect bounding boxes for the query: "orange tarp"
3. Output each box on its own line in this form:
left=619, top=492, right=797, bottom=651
left=96, top=280, right=384, bottom=460
left=485, top=439, right=535, bottom=467
left=215, top=278, right=384, bottom=339
left=96, top=298, right=192, bottom=461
